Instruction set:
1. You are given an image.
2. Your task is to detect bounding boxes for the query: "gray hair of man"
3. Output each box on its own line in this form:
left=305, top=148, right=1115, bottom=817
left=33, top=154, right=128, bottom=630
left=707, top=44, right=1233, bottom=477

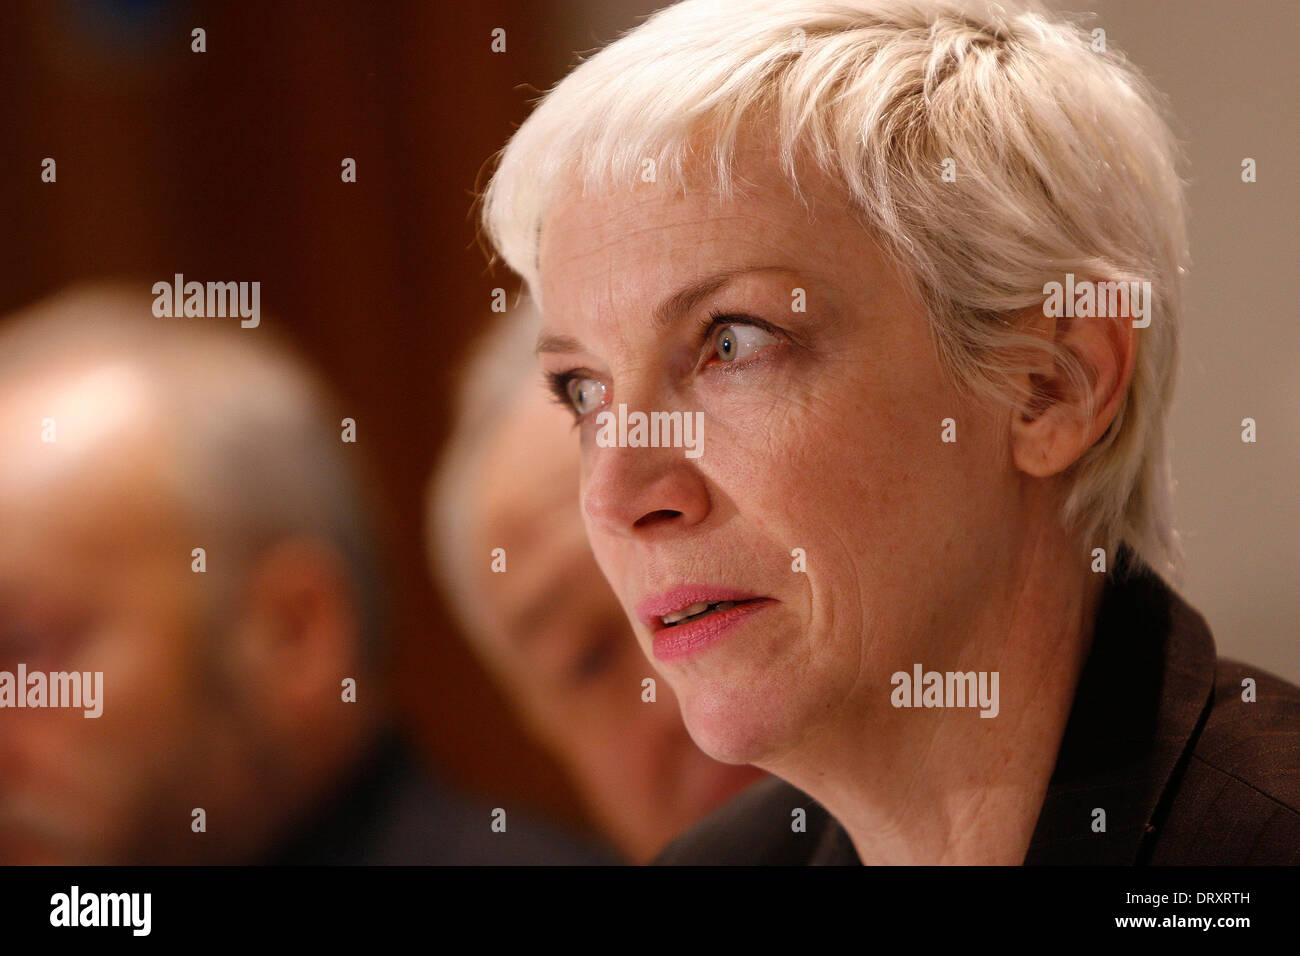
left=0, top=282, right=390, bottom=674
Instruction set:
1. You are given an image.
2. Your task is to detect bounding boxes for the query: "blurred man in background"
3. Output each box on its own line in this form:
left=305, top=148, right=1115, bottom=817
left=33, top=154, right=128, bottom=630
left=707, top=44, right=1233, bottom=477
left=0, top=283, right=606, bottom=865
left=427, top=302, right=764, bottom=862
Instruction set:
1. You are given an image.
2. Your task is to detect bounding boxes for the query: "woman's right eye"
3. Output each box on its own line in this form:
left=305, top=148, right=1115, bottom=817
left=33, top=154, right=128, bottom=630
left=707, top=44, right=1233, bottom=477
left=565, top=375, right=607, bottom=417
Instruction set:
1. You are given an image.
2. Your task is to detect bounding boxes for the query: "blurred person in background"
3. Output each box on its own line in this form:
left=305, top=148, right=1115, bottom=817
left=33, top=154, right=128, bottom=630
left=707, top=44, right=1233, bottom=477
left=427, top=301, right=764, bottom=863
left=0, top=283, right=606, bottom=865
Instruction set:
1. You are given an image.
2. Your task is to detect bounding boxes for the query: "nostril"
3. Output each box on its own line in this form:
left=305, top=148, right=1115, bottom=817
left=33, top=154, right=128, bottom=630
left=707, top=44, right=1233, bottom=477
left=633, top=509, right=682, bottom=529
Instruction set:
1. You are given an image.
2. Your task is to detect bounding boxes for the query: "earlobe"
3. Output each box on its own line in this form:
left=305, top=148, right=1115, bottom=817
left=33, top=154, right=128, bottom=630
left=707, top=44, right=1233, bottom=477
left=1011, top=384, right=1089, bottom=478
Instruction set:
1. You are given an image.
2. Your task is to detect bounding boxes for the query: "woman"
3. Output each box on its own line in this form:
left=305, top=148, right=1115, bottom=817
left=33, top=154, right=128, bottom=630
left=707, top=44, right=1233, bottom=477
left=477, top=0, right=1300, bottom=864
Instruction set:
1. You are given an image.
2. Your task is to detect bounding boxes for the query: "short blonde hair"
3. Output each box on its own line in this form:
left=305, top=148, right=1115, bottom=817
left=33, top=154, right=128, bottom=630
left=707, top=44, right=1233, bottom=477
left=481, top=0, right=1189, bottom=579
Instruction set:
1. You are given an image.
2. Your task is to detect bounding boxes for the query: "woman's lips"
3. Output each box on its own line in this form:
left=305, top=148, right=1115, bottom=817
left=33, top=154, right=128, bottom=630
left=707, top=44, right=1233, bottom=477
left=637, top=586, right=775, bottom=661
left=636, top=585, right=767, bottom=631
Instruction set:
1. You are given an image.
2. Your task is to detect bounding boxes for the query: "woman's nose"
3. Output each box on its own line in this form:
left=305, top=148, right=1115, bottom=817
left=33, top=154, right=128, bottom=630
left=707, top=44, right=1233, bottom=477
left=582, top=427, right=710, bottom=538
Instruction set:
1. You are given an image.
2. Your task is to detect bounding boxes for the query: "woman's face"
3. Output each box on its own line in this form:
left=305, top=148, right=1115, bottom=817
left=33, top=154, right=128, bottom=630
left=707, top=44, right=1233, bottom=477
left=537, top=146, right=1022, bottom=767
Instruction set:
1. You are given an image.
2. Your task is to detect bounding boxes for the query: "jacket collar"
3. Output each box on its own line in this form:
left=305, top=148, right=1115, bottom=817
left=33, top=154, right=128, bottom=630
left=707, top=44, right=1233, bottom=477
left=1023, top=549, right=1217, bottom=863
left=807, top=548, right=1219, bottom=865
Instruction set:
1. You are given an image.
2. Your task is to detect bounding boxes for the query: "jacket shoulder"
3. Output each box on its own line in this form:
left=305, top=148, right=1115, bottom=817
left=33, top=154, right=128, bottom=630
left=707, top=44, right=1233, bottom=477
left=1196, top=660, right=1300, bottom=810
left=1151, top=659, right=1300, bottom=864
left=654, top=776, right=832, bottom=865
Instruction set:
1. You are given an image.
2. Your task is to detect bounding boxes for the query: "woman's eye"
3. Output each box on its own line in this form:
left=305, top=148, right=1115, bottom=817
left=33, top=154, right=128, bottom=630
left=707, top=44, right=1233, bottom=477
left=566, top=375, right=607, bottom=416
left=712, top=323, right=778, bottom=364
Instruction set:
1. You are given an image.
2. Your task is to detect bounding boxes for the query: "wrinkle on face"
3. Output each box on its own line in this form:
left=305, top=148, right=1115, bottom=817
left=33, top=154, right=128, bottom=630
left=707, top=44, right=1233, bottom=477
left=537, top=134, right=1019, bottom=777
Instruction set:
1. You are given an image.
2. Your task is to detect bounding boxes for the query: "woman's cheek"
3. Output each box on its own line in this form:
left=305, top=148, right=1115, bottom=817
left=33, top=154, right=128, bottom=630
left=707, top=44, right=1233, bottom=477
left=698, top=363, right=820, bottom=446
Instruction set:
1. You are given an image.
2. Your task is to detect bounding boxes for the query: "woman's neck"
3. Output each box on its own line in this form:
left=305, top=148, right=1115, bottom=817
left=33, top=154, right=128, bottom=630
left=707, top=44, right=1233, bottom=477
left=761, top=542, right=1103, bottom=865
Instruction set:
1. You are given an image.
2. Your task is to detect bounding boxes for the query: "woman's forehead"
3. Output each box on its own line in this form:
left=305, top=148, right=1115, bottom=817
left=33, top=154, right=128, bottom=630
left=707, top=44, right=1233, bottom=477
left=538, top=160, right=862, bottom=298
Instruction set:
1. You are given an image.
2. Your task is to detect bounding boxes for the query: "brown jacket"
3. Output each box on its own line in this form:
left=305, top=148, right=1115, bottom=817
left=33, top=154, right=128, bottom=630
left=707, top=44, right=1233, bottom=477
left=655, top=555, right=1300, bottom=865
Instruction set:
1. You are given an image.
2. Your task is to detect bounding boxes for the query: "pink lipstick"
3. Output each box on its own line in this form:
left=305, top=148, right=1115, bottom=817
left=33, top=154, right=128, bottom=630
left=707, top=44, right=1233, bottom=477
left=637, top=585, right=774, bottom=661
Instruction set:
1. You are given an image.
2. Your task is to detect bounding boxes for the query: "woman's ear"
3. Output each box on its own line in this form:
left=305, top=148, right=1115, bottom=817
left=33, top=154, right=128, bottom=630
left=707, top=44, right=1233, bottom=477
left=1009, top=304, right=1138, bottom=478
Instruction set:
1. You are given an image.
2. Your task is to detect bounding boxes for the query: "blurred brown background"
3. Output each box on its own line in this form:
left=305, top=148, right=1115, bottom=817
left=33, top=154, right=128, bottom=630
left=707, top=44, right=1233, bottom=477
left=0, top=0, right=607, bottom=832
left=0, top=0, right=1295, bottom=834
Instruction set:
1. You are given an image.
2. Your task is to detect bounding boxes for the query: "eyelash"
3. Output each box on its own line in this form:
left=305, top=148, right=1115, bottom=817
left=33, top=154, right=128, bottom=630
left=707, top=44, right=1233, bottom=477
left=544, top=309, right=779, bottom=424
left=543, top=369, right=585, bottom=428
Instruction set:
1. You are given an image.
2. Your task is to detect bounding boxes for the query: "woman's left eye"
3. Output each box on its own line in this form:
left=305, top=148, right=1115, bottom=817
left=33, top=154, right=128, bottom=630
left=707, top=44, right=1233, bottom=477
left=710, top=322, right=779, bottom=364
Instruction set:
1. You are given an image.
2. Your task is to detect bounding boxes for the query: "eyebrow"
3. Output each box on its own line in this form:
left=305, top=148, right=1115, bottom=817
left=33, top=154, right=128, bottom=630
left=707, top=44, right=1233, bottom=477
left=535, top=264, right=794, bottom=356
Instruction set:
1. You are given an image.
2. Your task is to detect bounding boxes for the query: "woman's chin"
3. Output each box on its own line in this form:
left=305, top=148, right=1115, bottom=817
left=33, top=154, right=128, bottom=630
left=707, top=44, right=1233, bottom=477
left=676, top=679, right=801, bottom=767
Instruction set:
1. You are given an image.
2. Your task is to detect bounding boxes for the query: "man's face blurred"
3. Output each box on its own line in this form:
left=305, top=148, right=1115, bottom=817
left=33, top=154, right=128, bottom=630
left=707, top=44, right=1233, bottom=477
left=471, top=385, right=763, bottom=862
left=0, top=362, right=237, bottom=864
